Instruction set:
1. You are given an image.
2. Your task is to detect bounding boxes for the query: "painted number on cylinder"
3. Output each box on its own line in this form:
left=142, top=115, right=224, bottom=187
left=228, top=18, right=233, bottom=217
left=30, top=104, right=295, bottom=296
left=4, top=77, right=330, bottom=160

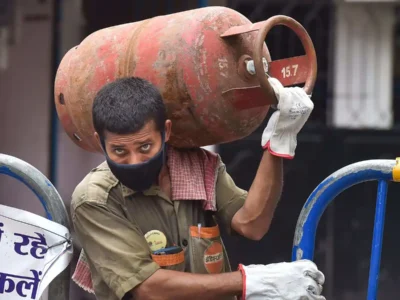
left=281, top=64, right=298, bottom=78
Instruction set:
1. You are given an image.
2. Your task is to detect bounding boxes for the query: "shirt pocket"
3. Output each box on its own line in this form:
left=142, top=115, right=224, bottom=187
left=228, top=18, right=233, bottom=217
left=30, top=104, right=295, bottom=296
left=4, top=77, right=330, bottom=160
left=188, top=225, right=229, bottom=274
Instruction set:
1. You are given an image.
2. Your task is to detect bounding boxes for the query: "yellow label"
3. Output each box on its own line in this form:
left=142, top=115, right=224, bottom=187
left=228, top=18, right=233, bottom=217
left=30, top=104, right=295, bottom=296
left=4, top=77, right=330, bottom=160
left=393, top=157, right=400, bottom=182
left=144, top=230, right=167, bottom=252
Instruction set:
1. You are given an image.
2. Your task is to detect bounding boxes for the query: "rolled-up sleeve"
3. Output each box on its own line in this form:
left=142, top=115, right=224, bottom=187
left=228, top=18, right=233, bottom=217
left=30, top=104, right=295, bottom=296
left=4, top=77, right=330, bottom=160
left=73, top=202, right=160, bottom=299
left=215, top=163, right=247, bottom=235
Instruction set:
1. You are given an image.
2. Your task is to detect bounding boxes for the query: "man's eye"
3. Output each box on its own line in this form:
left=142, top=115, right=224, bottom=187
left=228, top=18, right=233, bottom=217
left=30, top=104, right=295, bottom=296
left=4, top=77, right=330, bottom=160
left=114, top=148, right=125, bottom=155
left=140, top=144, right=151, bottom=152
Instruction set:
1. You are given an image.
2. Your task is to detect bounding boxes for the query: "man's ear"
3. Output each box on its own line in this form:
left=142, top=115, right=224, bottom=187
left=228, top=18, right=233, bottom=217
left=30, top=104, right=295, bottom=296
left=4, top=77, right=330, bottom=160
left=165, top=120, right=172, bottom=143
left=94, top=132, right=103, bottom=150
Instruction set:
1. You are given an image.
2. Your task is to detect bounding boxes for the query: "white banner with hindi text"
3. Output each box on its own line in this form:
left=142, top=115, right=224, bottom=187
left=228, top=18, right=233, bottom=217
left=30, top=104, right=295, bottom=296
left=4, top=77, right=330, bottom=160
left=0, top=204, right=73, bottom=300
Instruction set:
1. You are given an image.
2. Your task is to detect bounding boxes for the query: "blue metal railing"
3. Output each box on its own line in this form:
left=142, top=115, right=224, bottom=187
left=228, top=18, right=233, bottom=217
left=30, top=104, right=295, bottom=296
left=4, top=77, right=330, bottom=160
left=292, top=159, right=398, bottom=300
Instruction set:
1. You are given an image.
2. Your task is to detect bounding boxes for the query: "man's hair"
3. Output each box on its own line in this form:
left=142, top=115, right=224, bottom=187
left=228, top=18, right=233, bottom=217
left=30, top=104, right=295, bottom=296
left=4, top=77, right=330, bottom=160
left=92, top=77, right=167, bottom=139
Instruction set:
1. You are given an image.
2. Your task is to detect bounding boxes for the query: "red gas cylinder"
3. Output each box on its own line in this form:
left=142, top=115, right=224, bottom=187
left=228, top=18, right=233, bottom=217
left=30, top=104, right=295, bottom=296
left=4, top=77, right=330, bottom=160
left=55, top=6, right=317, bottom=152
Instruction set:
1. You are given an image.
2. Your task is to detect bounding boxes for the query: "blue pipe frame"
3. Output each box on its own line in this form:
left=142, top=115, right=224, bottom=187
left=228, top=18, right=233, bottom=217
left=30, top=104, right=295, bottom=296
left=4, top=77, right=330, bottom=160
left=292, top=159, right=400, bottom=300
left=49, top=0, right=63, bottom=187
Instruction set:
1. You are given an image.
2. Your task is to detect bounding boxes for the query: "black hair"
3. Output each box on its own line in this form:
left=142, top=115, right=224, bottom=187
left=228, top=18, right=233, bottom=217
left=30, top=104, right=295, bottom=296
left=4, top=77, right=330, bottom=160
left=92, top=77, right=166, bottom=139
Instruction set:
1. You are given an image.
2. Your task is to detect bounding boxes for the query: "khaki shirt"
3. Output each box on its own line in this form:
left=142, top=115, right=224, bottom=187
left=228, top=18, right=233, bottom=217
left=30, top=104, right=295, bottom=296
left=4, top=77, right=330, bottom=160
left=71, top=158, right=247, bottom=300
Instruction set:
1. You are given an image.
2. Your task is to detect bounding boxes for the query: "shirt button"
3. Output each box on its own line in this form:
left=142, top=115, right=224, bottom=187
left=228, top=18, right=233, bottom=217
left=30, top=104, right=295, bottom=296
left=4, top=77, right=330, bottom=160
left=182, top=239, right=188, bottom=247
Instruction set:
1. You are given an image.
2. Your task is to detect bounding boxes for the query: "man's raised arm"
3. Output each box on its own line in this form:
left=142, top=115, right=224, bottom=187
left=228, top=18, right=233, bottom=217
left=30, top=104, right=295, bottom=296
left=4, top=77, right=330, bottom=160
left=231, top=78, right=314, bottom=240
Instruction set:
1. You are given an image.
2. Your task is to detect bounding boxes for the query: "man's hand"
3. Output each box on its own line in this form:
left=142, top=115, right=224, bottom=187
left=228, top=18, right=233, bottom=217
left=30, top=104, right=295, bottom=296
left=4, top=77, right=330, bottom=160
left=239, top=260, right=326, bottom=300
left=261, top=77, right=314, bottom=159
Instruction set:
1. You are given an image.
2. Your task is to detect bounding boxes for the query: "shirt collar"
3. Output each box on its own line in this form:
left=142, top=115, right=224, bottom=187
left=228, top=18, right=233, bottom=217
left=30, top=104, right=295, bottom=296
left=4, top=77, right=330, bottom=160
left=121, top=182, right=171, bottom=203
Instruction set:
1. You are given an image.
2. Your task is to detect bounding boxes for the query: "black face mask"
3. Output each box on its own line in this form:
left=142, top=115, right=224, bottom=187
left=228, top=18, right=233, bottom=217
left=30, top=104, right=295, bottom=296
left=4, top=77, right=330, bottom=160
left=101, top=132, right=166, bottom=192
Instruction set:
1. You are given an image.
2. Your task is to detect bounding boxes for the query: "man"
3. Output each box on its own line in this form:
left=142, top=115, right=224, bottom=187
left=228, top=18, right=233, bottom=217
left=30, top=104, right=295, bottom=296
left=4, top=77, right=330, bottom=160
left=71, top=76, right=326, bottom=300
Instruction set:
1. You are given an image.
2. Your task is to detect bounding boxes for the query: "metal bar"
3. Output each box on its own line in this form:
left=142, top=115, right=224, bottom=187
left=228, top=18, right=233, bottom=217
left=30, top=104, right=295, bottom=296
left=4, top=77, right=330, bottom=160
left=325, top=200, right=335, bottom=300
left=49, top=0, right=62, bottom=187
left=0, top=153, right=71, bottom=300
left=292, top=159, right=395, bottom=261
left=367, top=180, right=388, bottom=300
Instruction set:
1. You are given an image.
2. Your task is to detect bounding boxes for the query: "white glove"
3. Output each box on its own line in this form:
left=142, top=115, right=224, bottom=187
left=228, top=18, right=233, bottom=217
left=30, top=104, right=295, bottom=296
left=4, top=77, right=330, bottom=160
left=239, top=260, right=326, bottom=300
left=261, top=78, right=314, bottom=159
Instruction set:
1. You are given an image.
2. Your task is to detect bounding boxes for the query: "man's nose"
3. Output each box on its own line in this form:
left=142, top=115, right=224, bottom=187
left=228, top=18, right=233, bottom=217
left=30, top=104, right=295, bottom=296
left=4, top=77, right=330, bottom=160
left=127, top=153, right=141, bottom=165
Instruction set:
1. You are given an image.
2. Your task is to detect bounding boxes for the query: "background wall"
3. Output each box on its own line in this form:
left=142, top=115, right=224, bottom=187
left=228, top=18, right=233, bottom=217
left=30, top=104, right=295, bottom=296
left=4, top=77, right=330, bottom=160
left=0, top=0, right=53, bottom=216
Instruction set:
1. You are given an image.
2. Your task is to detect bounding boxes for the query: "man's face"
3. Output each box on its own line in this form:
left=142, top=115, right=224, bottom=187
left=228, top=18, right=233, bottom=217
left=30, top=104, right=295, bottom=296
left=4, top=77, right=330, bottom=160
left=96, top=120, right=171, bottom=165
